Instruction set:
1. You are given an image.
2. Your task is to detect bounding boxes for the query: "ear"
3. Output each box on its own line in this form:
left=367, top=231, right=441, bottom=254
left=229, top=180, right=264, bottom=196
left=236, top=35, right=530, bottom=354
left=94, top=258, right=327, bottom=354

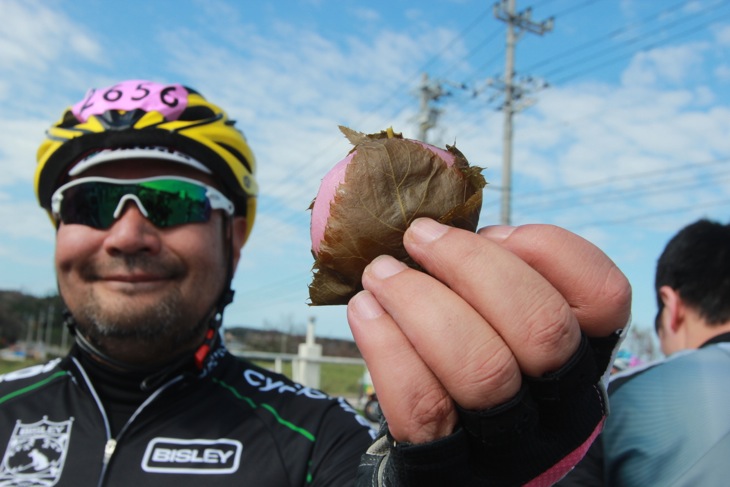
left=230, top=216, right=248, bottom=270
left=659, top=285, right=685, bottom=334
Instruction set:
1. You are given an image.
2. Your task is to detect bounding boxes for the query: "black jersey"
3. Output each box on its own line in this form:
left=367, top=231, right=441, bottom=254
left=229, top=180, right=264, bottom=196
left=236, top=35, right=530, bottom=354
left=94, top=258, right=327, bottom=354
left=0, top=343, right=375, bottom=486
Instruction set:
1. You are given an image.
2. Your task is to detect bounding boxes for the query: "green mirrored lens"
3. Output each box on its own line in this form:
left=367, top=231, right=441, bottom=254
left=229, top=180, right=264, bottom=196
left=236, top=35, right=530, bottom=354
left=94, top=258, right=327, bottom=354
left=60, top=179, right=212, bottom=229
left=136, top=180, right=211, bottom=227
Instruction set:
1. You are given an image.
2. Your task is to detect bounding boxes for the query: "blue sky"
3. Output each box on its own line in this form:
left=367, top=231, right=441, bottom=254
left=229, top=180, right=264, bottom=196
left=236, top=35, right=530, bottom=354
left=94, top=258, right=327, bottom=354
left=2, top=0, right=730, bottom=349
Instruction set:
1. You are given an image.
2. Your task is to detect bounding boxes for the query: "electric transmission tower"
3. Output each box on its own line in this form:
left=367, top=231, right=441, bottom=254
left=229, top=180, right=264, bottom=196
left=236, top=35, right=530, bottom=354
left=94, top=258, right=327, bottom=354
left=491, top=0, right=553, bottom=225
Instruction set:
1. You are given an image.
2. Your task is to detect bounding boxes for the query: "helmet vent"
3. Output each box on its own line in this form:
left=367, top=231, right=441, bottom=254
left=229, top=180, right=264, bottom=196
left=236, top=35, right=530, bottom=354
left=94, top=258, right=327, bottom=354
left=178, top=105, right=217, bottom=121
left=97, top=109, right=147, bottom=131
left=59, top=110, right=82, bottom=128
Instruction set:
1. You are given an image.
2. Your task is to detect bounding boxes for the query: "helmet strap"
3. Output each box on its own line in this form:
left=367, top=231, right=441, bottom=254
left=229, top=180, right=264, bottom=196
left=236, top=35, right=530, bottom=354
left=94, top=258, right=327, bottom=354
left=64, top=309, right=151, bottom=373
left=193, top=213, right=237, bottom=370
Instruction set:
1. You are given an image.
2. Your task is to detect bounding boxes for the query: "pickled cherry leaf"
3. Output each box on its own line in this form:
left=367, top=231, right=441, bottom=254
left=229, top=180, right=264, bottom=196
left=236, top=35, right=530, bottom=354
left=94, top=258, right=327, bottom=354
left=308, top=127, right=486, bottom=305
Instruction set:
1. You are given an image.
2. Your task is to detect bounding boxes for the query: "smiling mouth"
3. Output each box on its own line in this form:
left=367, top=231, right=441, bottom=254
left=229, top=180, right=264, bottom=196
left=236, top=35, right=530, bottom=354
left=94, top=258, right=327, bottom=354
left=81, top=258, right=185, bottom=288
left=104, top=275, right=168, bottom=283
left=97, top=275, right=175, bottom=293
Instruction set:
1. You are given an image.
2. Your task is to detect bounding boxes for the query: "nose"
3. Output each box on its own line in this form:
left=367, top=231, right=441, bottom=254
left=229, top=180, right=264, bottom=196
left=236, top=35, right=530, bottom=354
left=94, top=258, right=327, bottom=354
left=102, top=201, right=162, bottom=256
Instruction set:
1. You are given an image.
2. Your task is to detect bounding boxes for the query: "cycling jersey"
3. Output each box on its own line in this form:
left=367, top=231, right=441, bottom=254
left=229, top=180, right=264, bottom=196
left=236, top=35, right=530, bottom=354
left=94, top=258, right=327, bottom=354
left=0, top=342, right=376, bottom=487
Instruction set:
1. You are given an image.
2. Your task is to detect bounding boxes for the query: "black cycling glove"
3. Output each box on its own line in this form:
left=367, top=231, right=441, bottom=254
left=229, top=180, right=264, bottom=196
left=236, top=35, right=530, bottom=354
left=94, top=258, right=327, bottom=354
left=355, top=330, right=623, bottom=487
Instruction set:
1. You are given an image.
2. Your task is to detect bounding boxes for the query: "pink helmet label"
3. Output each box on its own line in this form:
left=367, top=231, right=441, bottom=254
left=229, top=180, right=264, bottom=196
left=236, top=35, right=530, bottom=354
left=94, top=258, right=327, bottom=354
left=72, top=80, right=189, bottom=122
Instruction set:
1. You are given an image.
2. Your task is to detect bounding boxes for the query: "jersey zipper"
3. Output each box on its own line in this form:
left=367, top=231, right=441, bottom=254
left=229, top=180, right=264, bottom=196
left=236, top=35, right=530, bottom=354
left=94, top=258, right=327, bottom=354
left=70, top=356, right=185, bottom=486
left=103, top=438, right=118, bottom=465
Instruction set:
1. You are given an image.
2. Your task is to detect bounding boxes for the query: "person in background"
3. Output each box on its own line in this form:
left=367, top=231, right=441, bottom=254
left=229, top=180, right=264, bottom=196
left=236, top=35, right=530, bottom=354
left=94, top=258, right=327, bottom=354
left=558, top=218, right=730, bottom=486
left=609, top=349, right=642, bottom=375
left=0, top=80, right=630, bottom=486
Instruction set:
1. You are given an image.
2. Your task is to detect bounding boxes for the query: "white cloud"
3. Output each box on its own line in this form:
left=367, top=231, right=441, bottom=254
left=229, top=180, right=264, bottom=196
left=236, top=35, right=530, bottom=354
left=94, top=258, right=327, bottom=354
left=152, top=14, right=471, bottom=235
left=621, top=43, right=709, bottom=87
left=683, top=1, right=705, bottom=14
left=0, top=0, right=101, bottom=73
left=0, top=0, right=728, bottom=336
left=716, top=64, right=730, bottom=81
left=0, top=118, right=52, bottom=186
left=713, top=23, right=730, bottom=45
left=0, top=195, right=54, bottom=241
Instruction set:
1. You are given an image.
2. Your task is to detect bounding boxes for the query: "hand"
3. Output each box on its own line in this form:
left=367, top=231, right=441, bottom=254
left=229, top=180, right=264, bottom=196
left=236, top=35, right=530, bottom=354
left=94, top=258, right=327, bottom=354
left=347, top=218, right=631, bottom=444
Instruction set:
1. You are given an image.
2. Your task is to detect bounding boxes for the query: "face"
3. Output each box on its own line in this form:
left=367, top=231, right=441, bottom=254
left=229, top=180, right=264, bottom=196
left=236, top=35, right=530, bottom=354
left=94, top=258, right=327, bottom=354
left=55, top=159, right=246, bottom=365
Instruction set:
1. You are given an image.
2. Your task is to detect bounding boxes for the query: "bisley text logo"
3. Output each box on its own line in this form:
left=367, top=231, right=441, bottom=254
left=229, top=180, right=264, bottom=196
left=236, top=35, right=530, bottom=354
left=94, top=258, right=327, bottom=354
left=142, top=438, right=242, bottom=475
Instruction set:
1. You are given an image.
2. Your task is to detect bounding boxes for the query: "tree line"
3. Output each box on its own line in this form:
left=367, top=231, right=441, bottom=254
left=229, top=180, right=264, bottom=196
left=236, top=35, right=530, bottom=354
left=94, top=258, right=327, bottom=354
left=0, top=290, right=65, bottom=348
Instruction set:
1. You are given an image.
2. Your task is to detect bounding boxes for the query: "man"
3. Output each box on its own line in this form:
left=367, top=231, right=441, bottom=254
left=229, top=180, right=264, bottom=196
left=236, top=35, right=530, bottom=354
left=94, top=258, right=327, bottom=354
left=558, top=218, right=730, bottom=486
left=0, top=80, right=630, bottom=486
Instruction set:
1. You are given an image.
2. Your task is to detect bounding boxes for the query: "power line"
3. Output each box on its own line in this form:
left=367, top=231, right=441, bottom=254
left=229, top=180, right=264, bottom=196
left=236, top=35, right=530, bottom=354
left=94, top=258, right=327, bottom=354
left=240, top=2, right=730, bottom=311
left=255, top=2, right=701, bottom=241
left=517, top=170, right=730, bottom=215
left=261, top=0, right=725, bottom=236
left=547, top=0, right=603, bottom=19
left=544, top=3, right=730, bottom=85
left=455, top=3, right=730, bottom=219
left=522, top=0, right=690, bottom=74
left=569, top=198, right=730, bottom=230
left=248, top=6, right=495, bottom=244
left=515, top=156, right=730, bottom=200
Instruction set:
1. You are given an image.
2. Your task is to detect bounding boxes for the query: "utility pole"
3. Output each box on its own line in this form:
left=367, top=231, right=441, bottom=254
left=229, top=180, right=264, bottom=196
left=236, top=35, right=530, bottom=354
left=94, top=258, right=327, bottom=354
left=416, top=73, right=467, bottom=143
left=492, top=0, right=553, bottom=225
left=417, top=73, right=445, bottom=143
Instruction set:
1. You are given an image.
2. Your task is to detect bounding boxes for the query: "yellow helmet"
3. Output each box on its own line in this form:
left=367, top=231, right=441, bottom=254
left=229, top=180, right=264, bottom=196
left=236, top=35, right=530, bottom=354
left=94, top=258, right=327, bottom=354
left=35, top=80, right=257, bottom=239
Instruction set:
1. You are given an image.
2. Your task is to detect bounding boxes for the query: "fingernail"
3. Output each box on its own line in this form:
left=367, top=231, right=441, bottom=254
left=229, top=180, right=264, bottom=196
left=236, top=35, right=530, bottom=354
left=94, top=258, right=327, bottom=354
left=368, top=255, right=407, bottom=279
left=409, top=218, right=448, bottom=243
left=481, top=225, right=516, bottom=242
left=349, top=291, right=385, bottom=320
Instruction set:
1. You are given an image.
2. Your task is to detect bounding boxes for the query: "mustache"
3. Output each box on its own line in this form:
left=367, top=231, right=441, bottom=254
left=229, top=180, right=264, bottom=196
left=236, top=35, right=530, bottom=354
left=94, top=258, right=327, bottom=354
left=80, top=254, right=186, bottom=280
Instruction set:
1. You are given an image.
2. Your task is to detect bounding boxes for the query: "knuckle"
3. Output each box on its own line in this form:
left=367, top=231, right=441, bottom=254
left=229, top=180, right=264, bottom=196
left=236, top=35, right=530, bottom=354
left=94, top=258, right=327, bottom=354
left=407, top=384, right=454, bottom=426
left=524, top=297, right=577, bottom=371
left=392, top=384, right=457, bottom=443
left=384, top=383, right=457, bottom=443
left=578, top=264, right=633, bottom=335
left=603, top=265, right=632, bottom=316
left=457, top=343, right=521, bottom=409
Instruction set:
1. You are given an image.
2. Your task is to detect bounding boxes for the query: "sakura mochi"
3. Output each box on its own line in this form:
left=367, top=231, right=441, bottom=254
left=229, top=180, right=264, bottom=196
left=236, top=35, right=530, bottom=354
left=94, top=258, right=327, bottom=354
left=308, top=126, right=486, bottom=305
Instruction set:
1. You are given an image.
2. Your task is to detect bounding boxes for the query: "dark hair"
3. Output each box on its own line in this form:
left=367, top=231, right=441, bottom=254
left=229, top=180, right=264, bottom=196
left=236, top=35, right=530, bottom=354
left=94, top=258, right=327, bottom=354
left=655, top=219, right=730, bottom=326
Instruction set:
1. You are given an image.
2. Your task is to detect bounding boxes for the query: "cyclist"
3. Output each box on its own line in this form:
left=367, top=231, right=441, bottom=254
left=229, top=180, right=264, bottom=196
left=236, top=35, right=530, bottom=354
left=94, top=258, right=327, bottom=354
left=0, top=80, right=630, bottom=486
left=0, top=80, right=374, bottom=486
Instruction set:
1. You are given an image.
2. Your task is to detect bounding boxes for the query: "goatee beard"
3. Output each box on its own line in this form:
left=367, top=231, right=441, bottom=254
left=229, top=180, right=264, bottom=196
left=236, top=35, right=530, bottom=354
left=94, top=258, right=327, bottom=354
left=75, top=285, right=209, bottom=358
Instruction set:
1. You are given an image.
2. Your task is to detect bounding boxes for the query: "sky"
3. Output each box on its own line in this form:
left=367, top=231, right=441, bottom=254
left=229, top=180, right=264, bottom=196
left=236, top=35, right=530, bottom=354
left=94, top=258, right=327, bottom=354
left=1, top=0, right=730, bottom=351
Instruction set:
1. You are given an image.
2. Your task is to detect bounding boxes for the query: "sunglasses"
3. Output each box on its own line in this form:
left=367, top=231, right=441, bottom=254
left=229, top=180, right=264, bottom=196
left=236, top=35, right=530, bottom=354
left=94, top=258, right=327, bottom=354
left=51, top=176, right=235, bottom=229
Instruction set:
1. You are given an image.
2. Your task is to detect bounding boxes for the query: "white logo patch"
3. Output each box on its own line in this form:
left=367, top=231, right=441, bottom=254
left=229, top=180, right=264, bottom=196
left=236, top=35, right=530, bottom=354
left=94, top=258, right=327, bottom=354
left=142, top=438, right=242, bottom=474
left=0, top=416, right=73, bottom=486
